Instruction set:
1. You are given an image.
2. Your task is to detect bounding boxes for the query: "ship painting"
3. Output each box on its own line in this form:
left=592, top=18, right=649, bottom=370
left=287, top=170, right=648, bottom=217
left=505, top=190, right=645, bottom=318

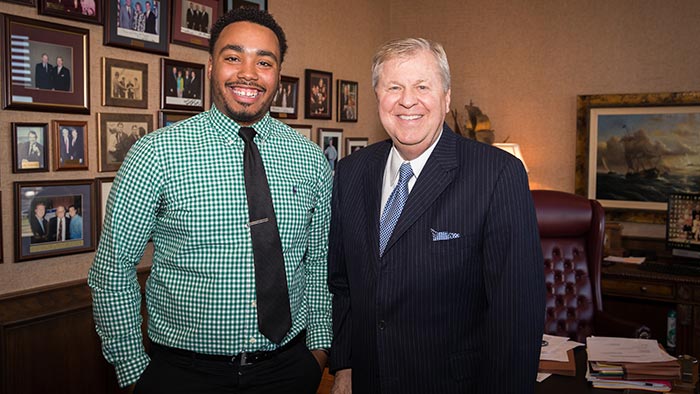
left=592, top=107, right=700, bottom=208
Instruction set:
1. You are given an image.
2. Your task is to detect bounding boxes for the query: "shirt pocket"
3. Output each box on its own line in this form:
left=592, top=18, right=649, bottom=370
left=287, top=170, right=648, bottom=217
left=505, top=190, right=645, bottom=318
left=272, top=180, right=316, bottom=253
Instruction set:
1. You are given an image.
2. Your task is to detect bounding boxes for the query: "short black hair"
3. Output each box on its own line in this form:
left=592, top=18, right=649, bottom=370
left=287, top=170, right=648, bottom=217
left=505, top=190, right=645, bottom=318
left=209, top=7, right=287, bottom=63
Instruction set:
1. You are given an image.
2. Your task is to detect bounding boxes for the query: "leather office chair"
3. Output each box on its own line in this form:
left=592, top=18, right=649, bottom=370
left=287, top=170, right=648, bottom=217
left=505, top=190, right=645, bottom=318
left=532, top=189, right=649, bottom=342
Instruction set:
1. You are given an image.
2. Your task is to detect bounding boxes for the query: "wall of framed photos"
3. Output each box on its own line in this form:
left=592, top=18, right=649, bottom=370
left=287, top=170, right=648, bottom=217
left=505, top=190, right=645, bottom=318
left=0, top=0, right=388, bottom=296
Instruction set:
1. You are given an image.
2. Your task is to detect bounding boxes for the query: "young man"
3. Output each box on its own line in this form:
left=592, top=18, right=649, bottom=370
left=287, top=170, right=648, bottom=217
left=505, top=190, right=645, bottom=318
left=89, top=8, right=332, bottom=394
left=328, top=38, right=545, bottom=394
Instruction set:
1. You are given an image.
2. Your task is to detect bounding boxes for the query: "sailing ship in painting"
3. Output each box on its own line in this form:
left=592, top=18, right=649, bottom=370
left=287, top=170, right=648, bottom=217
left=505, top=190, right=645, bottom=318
left=595, top=109, right=700, bottom=203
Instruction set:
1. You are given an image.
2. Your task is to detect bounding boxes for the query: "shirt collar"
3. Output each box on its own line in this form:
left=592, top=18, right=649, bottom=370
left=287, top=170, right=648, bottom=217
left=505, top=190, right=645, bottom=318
left=387, top=130, right=443, bottom=187
left=207, top=104, right=275, bottom=144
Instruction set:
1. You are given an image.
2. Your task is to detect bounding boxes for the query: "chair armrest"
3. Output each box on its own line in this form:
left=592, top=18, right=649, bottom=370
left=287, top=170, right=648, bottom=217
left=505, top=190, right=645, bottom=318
left=595, top=311, right=652, bottom=339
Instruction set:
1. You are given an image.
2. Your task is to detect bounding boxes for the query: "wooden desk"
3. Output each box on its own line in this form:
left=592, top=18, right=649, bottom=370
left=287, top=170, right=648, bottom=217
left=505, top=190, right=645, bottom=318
left=601, top=262, right=700, bottom=358
left=536, top=348, right=617, bottom=394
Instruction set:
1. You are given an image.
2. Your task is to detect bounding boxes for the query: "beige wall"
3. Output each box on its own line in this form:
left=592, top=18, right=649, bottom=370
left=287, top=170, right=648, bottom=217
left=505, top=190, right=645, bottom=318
left=2, top=0, right=700, bottom=294
left=389, top=0, right=700, bottom=190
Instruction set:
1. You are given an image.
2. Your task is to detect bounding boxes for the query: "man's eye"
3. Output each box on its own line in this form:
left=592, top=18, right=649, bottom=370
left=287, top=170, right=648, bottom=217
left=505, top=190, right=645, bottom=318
left=258, top=61, right=273, bottom=67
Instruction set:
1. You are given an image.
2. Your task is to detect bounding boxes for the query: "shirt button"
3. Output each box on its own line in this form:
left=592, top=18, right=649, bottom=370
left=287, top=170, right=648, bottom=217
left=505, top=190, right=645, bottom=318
left=378, top=320, right=386, bottom=330
left=227, top=138, right=234, bottom=145
left=249, top=337, right=256, bottom=344
left=251, top=300, right=257, bottom=308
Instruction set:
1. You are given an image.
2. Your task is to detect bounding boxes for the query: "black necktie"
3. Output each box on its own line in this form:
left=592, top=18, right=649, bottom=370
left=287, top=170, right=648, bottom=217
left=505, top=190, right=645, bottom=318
left=239, top=127, right=291, bottom=344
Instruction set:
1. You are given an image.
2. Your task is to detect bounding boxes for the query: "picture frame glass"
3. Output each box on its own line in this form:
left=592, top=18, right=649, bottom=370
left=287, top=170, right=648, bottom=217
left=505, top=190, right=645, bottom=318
left=319, top=128, right=343, bottom=172
left=53, top=121, right=89, bottom=170
left=338, top=80, right=358, bottom=122
left=161, top=59, right=205, bottom=111
left=104, top=0, right=170, bottom=55
left=171, top=0, right=218, bottom=49
left=98, top=113, right=154, bottom=172
left=13, top=124, right=49, bottom=173
left=38, top=0, right=102, bottom=25
left=225, top=0, right=266, bottom=12
left=588, top=106, right=700, bottom=211
left=271, top=76, right=299, bottom=119
left=305, top=70, right=332, bottom=120
left=103, top=58, right=148, bottom=108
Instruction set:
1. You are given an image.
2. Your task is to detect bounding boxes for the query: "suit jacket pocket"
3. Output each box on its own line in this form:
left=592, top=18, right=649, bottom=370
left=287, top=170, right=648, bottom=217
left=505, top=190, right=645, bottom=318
left=448, top=350, right=478, bottom=382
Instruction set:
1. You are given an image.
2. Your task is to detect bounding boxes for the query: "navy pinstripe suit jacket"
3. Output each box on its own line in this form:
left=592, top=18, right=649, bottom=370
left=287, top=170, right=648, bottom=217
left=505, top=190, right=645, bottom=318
left=328, top=126, right=545, bottom=394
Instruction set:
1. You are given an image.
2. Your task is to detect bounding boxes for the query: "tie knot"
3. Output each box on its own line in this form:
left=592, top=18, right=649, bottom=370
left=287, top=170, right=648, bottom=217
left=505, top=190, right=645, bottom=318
left=238, top=127, right=256, bottom=143
left=398, top=162, right=413, bottom=184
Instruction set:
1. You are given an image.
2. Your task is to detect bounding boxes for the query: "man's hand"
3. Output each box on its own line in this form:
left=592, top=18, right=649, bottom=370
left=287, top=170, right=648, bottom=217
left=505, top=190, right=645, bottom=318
left=310, top=349, right=329, bottom=370
left=331, top=369, right=351, bottom=394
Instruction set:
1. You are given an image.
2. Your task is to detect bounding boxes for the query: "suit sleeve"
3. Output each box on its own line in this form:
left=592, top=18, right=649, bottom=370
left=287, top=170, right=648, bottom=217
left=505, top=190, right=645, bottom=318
left=327, top=162, right=352, bottom=373
left=479, top=158, right=545, bottom=394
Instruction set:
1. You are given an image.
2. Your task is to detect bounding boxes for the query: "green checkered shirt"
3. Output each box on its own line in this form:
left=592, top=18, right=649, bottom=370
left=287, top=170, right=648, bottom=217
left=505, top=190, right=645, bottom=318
left=88, top=106, right=333, bottom=387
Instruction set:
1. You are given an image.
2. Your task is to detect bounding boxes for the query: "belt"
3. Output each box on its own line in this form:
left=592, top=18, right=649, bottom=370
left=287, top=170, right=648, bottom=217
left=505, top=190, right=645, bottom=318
left=152, top=331, right=305, bottom=366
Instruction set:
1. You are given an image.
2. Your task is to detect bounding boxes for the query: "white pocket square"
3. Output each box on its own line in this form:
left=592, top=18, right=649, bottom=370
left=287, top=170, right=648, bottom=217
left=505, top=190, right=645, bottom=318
left=431, top=228, right=461, bottom=241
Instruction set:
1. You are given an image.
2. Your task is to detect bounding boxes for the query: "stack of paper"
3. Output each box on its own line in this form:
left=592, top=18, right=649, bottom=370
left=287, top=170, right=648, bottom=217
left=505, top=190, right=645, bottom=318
left=538, top=334, right=584, bottom=380
left=586, top=337, right=680, bottom=392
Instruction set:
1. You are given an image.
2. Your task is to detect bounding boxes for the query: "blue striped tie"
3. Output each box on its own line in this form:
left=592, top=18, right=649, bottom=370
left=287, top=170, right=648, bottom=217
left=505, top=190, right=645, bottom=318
left=379, top=162, right=413, bottom=256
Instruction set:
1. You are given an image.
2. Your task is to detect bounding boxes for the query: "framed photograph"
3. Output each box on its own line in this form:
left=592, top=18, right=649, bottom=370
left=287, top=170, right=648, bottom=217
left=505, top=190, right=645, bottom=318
left=345, top=137, right=368, bottom=156
left=95, top=177, right=114, bottom=241
left=98, top=112, right=154, bottom=172
left=104, top=0, right=169, bottom=55
left=52, top=120, right=88, bottom=171
left=271, top=75, right=299, bottom=119
left=1, top=0, right=35, bottom=6
left=171, top=0, right=218, bottom=50
left=14, top=180, right=95, bottom=262
left=159, top=110, right=198, bottom=128
left=1, top=15, right=90, bottom=114
left=161, top=58, right=205, bottom=111
left=319, top=128, right=343, bottom=172
left=337, top=80, right=358, bottom=122
left=38, top=0, right=102, bottom=25
left=577, top=92, right=700, bottom=224
left=288, top=124, right=312, bottom=141
left=103, top=58, right=148, bottom=108
left=12, top=123, right=49, bottom=173
left=223, top=0, right=266, bottom=12
left=305, top=69, right=332, bottom=120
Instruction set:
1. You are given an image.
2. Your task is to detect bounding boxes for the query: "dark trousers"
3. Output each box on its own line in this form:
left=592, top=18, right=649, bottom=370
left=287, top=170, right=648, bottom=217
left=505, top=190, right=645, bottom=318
left=134, top=339, right=323, bottom=394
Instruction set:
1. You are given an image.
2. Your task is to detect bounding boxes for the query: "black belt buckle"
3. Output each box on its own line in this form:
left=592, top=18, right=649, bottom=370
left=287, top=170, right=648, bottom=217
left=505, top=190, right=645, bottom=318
left=239, top=352, right=251, bottom=366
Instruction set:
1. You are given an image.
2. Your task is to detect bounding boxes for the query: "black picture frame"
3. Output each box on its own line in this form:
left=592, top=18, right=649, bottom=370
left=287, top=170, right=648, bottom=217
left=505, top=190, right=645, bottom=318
left=345, top=137, right=368, bottom=156
left=223, top=0, right=266, bottom=12
left=14, top=179, right=96, bottom=262
left=104, top=0, right=169, bottom=55
left=12, top=123, right=49, bottom=173
left=1, top=14, right=90, bottom=114
left=0, top=0, right=35, bottom=7
left=52, top=120, right=89, bottom=171
left=95, top=177, right=115, bottom=241
left=103, top=57, right=149, bottom=108
left=271, top=75, right=299, bottom=119
left=305, top=69, right=332, bottom=120
left=161, top=58, right=205, bottom=111
left=337, top=80, right=358, bottom=122
left=97, top=112, right=154, bottom=172
left=171, top=0, right=218, bottom=50
left=38, top=0, right=103, bottom=25
left=318, top=127, right=343, bottom=172
left=158, top=110, right=198, bottom=128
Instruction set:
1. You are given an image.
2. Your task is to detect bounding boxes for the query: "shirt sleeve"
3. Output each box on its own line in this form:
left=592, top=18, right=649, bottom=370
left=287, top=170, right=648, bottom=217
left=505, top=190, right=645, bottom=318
left=88, top=136, right=162, bottom=387
left=303, top=155, right=334, bottom=350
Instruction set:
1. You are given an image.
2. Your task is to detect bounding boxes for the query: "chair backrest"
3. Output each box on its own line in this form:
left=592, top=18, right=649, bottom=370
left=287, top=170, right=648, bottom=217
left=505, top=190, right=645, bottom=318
left=532, top=189, right=605, bottom=342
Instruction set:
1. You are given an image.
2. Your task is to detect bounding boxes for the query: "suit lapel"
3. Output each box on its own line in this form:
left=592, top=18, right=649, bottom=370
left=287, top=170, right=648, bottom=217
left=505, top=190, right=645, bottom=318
left=364, top=140, right=392, bottom=261
left=383, top=127, right=459, bottom=256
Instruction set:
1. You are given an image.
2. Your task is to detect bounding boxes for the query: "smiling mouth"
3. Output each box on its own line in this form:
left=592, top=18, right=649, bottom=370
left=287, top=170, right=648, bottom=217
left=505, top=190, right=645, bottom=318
left=398, top=114, right=423, bottom=120
left=226, top=83, right=265, bottom=100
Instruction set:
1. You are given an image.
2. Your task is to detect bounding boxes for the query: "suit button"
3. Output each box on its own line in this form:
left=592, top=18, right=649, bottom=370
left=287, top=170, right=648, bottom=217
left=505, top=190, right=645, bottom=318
left=378, top=320, right=386, bottom=330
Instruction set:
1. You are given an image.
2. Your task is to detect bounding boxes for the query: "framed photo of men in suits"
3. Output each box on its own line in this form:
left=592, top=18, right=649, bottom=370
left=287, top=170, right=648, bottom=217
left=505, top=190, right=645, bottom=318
left=318, top=127, right=343, bottom=173
left=97, top=112, right=154, bottom=172
left=14, top=180, right=96, bottom=262
left=102, top=57, right=149, bottom=108
left=271, top=75, right=299, bottom=119
left=305, top=69, right=332, bottom=120
left=38, top=0, right=103, bottom=25
left=160, top=58, right=205, bottom=111
left=224, top=0, right=266, bottom=12
left=171, top=0, right=218, bottom=50
left=1, top=15, right=89, bottom=114
left=52, top=120, right=89, bottom=171
left=12, top=123, right=49, bottom=173
left=104, top=0, right=170, bottom=55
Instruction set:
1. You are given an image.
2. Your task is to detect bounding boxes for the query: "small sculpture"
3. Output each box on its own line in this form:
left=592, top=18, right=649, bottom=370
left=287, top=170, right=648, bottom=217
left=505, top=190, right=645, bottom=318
left=451, top=100, right=496, bottom=144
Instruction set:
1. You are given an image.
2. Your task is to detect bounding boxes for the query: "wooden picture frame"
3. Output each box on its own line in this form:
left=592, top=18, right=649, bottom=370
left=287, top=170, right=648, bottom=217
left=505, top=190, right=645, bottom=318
left=104, top=0, right=170, bottom=55
left=158, top=110, right=198, bottom=127
left=576, top=91, right=700, bottom=224
left=12, top=123, right=49, bottom=173
left=270, top=75, right=299, bottom=119
left=288, top=124, right=312, bottom=141
left=337, top=80, right=358, bottom=122
left=52, top=120, right=89, bottom=171
left=223, top=0, right=266, bottom=12
left=318, top=127, right=343, bottom=172
left=97, top=112, right=154, bottom=172
left=1, top=15, right=90, bottom=114
left=38, top=0, right=102, bottom=25
left=1, top=0, right=35, bottom=6
left=102, top=57, right=148, bottom=108
left=345, top=137, right=368, bottom=156
left=95, top=177, right=115, bottom=241
left=171, top=0, right=218, bottom=50
left=14, top=179, right=96, bottom=262
left=161, top=58, right=205, bottom=111
left=305, top=69, right=332, bottom=120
